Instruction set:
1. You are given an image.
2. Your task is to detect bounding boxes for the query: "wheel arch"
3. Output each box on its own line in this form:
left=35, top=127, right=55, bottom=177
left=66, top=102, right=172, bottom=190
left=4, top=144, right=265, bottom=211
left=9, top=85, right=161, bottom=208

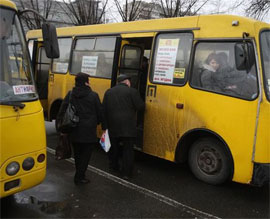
left=175, top=128, right=234, bottom=167
left=49, top=98, right=63, bottom=121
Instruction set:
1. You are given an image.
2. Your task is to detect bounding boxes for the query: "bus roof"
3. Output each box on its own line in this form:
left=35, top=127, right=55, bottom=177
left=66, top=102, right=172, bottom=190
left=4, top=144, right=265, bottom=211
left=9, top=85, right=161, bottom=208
left=0, top=0, right=17, bottom=11
left=27, top=14, right=270, bottom=40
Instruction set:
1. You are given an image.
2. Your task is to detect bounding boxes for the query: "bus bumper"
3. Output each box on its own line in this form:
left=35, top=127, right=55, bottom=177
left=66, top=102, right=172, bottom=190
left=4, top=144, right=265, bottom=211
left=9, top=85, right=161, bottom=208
left=251, top=162, right=270, bottom=186
left=0, top=167, right=46, bottom=198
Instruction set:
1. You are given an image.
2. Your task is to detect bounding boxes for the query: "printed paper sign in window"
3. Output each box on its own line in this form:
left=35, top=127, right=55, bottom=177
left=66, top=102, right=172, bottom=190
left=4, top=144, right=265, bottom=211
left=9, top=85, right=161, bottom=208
left=13, top=85, right=35, bottom=95
left=153, top=39, right=179, bottom=84
left=81, top=56, right=98, bottom=76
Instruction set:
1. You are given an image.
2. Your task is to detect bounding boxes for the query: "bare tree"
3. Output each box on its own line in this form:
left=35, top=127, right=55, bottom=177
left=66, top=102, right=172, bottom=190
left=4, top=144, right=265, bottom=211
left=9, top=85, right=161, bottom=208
left=205, top=0, right=243, bottom=15
left=18, top=0, right=54, bottom=29
left=57, top=0, right=108, bottom=25
left=246, top=0, right=270, bottom=20
left=114, top=0, right=144, bottom=21
left=158, top=0, right=209, bottom=17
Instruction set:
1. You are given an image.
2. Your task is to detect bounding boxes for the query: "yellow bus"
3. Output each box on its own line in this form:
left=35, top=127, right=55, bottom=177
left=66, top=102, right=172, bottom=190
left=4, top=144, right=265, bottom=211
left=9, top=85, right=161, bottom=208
left=0, top=0, right=58, bottom=198
left=27, top=14, right=270, bottom=186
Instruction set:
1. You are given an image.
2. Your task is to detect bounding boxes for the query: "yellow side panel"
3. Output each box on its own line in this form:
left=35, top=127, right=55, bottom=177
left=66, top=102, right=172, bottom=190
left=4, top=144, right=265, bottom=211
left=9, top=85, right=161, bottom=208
left=197, top=15, right=257, bottom=38
left=0, top=102, right=46, bottom=164
left=254, top=100, right=270, bottom=162
left=144, top=84, right=258, bottom=184
left=0, top=101, right=46, bottom=198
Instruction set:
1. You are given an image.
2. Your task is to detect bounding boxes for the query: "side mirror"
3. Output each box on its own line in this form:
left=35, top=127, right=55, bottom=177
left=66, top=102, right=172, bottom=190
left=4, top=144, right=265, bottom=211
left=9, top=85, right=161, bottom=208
left=235, top=42, right=255, bottom=72
left=42, top=23, right=59, bottom=59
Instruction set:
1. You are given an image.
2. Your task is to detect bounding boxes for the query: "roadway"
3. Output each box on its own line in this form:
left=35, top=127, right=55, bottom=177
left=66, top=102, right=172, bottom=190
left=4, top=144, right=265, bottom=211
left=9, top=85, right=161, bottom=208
left=1, top=122, right=269, bottom=218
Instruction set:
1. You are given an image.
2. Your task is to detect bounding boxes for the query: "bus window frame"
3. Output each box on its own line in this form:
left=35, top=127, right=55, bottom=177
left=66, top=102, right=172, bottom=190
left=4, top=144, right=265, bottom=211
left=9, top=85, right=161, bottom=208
left=119, top=44, right=143, bottom=70
left=259, top=29, right=270, bottom=102
left=189, top=39, right=259, bottom=101
left=51, top=36, right=72, bottom=75
left=69, top=34, right=119, bottom=79
left=149, top=31, right=194, bottom=87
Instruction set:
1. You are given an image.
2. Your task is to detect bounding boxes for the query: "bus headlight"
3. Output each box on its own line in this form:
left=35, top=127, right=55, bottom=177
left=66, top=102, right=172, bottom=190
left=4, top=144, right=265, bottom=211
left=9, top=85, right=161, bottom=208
left=22, top=157, right=35, bottom=171
left=6, top=162, right=20, bottom=176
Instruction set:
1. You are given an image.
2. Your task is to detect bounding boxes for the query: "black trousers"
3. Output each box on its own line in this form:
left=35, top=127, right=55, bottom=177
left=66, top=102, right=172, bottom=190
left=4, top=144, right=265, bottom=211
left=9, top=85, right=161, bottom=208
left=109, top=137, right=135, bottom=177
left=72, top=142, right=93, bottom=180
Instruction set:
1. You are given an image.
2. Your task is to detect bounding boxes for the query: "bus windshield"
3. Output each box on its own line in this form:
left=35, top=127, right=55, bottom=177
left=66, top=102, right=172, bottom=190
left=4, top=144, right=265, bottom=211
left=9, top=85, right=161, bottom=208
left=0, top=7, right=37, bottom=104
left=261, top=30, right=270, bottom=101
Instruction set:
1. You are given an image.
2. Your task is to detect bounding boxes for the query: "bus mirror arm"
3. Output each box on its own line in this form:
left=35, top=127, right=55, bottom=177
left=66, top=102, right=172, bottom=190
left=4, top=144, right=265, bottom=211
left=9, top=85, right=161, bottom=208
left=18, top=9, right=47, bottom=22
left=18, top=9, right=60, bottom=59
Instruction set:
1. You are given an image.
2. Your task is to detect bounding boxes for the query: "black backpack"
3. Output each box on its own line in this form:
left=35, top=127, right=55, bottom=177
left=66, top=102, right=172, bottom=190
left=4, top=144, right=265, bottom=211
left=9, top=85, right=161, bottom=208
left=59, top=91, right=79, bottom=133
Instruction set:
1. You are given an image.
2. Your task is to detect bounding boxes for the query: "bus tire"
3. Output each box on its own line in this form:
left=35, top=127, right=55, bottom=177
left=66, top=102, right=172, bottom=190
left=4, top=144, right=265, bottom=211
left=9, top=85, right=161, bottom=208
left=188, top=137, right=232, bottom=185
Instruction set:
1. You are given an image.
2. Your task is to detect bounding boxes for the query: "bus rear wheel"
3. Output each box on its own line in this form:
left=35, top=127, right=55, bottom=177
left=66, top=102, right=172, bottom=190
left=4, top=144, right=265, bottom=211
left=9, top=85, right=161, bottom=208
left=188, top=137, right=233, bottom=185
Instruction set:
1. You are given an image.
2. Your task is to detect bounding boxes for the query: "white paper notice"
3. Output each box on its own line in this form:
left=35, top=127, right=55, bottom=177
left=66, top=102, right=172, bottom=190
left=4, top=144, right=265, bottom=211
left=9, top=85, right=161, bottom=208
left=153, top=39, right=179, bottom=84
left=13, top=85, right=35, bottom=95
left=81, top=56, right=98, bottom=76
left=54, top=62, right=68, bottom=73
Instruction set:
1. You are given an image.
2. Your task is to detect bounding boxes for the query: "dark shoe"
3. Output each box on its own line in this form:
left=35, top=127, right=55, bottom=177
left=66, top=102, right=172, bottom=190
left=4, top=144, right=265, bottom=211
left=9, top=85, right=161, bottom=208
left=74, top=178, right=90, bottom=185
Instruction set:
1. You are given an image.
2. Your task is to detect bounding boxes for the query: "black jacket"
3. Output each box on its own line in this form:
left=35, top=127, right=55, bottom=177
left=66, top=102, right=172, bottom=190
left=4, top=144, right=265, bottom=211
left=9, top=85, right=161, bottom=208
left=103, top=83, right=145, bottom=138
left=58, top=86, right=105, bottom=143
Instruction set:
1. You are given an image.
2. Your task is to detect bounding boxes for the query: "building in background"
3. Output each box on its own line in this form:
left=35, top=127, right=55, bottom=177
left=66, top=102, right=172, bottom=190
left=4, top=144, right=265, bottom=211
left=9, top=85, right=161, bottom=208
left=138, top=1, right=162, bottom=20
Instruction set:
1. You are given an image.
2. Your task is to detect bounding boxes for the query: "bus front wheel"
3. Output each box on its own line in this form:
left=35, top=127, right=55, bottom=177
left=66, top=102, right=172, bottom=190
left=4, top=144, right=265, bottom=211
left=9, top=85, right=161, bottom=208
left=188, top=137, right=232, bottom=185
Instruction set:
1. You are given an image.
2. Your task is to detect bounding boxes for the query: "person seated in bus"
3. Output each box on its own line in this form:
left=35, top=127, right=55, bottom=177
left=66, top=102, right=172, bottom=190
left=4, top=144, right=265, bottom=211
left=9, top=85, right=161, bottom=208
left=139, top=56, right=148, bottom=100
left=201, top=52, right=257, bottom=98
left=216, top=52, right=257, bottom=98
left=222, top=64, right=257, bottom=99
left=201, top=52, right=223, bottom=92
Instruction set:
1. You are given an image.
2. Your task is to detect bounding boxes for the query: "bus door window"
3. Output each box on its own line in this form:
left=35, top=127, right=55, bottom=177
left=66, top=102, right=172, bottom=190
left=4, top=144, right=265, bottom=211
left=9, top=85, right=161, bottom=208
left=36, top=47, right=51, bottom=99
left=151, top=33, right=192, bottom=86
left=190, top=42, right=258, bottom=100
left=119, top=44, right=143, bottom=89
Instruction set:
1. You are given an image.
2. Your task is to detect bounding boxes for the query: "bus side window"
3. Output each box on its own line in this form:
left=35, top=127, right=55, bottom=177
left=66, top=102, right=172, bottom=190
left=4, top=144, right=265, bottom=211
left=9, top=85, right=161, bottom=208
left=190, top=42, right=258, bottom=100
left=70, top=37, right=116, bottom=78
left=52, top=38, right=72, bottom=74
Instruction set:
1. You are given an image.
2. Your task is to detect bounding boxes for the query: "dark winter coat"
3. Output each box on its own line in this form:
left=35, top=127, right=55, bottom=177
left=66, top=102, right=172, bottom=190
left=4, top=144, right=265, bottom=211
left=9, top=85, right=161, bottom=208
left=58, top=86, right=105, bottom=143
left=103, top=83, right=145, bottom=138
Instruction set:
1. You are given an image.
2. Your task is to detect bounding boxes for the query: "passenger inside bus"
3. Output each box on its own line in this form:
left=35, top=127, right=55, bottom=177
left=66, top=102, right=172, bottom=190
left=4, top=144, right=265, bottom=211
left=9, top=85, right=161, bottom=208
left=139, top=56, right=148, bottom=100
left=200, top=51, right=257, bottom=99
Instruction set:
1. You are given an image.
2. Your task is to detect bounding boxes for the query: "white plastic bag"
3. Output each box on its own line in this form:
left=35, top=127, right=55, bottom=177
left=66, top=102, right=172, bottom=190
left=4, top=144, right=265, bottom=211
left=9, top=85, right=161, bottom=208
left=100, top=129, right=111, bottom=152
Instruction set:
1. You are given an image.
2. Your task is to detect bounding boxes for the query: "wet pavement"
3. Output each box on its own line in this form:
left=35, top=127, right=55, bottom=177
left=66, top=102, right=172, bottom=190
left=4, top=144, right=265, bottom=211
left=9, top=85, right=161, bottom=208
left=1, top=153, right=203, bottom=218
left=1, top=122, right=269, bottom=218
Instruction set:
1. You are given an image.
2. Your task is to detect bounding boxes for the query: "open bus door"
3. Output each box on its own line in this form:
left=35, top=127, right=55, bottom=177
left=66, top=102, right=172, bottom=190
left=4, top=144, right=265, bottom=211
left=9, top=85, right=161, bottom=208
left=117, top=36, right=153, bottom=149
left=30, top=40, right=51, bottom=119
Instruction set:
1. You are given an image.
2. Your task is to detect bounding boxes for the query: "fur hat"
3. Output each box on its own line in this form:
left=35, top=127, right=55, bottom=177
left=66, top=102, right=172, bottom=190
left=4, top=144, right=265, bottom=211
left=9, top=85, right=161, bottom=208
left=75, top=72, right=90, bottom=87
left=117, top=74, right=131, bottom=83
